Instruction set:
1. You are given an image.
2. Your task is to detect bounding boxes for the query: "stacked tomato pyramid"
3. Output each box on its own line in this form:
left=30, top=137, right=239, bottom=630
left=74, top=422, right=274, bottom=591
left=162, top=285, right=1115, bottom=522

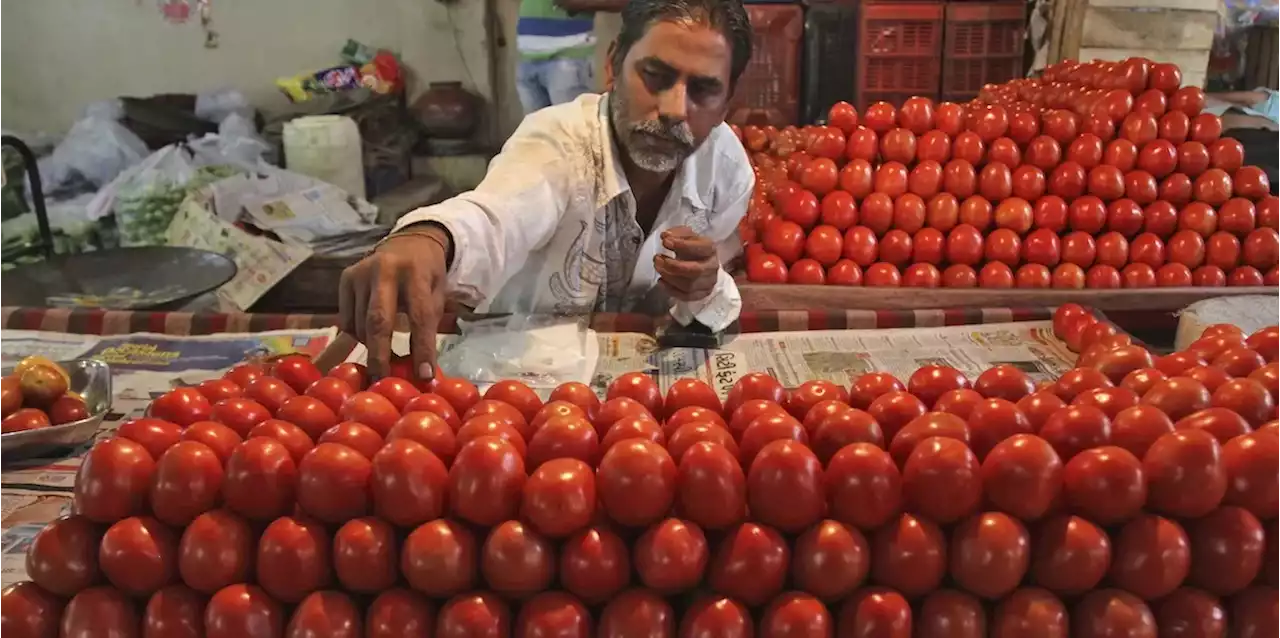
left=4, top=313, right=1277, bottom=637
left=740, top=58, right=1278, bottom=288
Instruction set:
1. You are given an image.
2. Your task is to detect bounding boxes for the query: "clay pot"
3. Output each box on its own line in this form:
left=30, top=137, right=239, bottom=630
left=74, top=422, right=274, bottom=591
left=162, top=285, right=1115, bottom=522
left=413, top=81, right=480, bottom=139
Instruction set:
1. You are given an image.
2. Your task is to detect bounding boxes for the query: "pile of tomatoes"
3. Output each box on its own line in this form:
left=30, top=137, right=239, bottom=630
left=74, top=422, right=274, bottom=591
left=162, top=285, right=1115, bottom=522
left=4, top=330, right=1278, bottom=638
left=739, top=57, right=1280, bottom=288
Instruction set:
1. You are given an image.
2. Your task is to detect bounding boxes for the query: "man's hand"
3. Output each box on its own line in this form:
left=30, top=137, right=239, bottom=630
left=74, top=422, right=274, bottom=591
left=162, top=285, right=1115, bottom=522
left=654, top=226, right=720, bottom=301
left=338, top=228, right=450, bottom=380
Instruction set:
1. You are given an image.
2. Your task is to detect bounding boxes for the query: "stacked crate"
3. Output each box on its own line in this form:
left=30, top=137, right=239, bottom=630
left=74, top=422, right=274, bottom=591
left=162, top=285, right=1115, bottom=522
left=941, top=2, right=1027, bottom=102
left=727, top=4, right=805, bottom=127
left=855, top=2, right=945, bottom=109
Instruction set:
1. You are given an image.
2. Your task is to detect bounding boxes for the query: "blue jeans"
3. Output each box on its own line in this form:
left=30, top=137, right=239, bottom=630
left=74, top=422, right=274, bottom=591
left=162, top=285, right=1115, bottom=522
left=516, top=57, right=595, bottom=114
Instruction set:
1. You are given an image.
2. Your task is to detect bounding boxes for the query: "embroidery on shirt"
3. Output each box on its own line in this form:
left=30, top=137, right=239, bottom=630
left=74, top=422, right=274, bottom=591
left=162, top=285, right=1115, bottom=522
left=684, top=206, right=713, bottom=236
left=548, top=220, right=605, bottom=315
left=596, top=196, right=642, bottom=312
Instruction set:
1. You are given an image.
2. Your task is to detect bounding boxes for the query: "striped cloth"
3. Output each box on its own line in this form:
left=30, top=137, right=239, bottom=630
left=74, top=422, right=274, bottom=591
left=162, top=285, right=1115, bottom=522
left=1, top=307, right=1054, bottom=337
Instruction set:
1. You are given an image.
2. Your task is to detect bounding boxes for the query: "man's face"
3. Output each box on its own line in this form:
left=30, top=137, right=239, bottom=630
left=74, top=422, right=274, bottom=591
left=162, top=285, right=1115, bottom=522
left=608, top=19, right=733, bottom=174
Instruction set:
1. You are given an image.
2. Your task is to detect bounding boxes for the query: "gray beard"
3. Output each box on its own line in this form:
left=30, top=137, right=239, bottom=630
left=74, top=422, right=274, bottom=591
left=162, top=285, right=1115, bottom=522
left=609, top=92, right=695, bottom=174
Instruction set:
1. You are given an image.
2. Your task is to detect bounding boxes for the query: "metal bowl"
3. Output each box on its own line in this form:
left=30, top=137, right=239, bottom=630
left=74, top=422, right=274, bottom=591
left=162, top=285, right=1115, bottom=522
left=1, top=359, right=113, bottom=460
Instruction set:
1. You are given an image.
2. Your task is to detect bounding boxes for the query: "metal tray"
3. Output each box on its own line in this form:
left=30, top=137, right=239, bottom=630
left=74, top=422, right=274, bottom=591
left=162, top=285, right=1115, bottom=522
left=1, top=359, right=113, bottom=461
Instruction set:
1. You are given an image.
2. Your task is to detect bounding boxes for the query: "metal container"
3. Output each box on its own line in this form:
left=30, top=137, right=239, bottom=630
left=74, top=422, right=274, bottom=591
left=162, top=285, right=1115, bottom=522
left=1, top=359, right=113, bottom=460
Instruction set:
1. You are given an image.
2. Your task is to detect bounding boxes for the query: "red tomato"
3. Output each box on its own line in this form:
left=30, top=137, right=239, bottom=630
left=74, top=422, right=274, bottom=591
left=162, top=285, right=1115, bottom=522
left=977, top=262, right=1014, bottom=288
left=401, top=519, right=477, bottom=596
left=558, top=527, right=630, bottom=603
left=946, top=224, right=984, bottom=266
left=1194, top=168, right=1235, bottom=206
left=1159, top=111, right=1192, bottom=143
left=1009, top=110, right=1041, bottom=144
left=828, top=102, right=859, bottom=134
left=870, top=513, right=947, bottom=595
left=1191, top=113, right=1224, bottom=144
left=1048, top=162, right=1088, bottom=199
left=819, top=191, right=857, bottom=230
left=881, top=128, right=918, bottom=164
left=1239, top=226, right=1280, bottom=269
left=1187, top=506, right=1265, bottom=594
left=1033, top=195, right=1069, bottom=232
left=1168, top=85, right=1205, bottom=115
left=1067, top=134, right=1104, bottom=168
left=438, top=594, right=511, bottom=638
left=746, top=252, right=788, bottom=283
left=25, top=514, right=103, bottom=597
left=255, top=514, right=331, bottom=603
left=927, top=192, right=960, bottom=231
left=339, top=391, right=399, bottom=436
left=943, top=264, right=979, bottom=287
left=1026, top=135, right=1063, bottom=171
left=1236, top=166, right=1272, bottom=201
left=863, top=262, right=902, bottom=287
left=936, top=102, right=967, bottom=135
left=762, top=219, right=806, bottom=264
left=271, top=355, right=322, bottom=394
left=1081, top=110, right=1118, bottom=141
left=846, top=128, right=879, bottom=162
left=800, top=158, right=839, bottom=196
left=427, top=376, right=481, bottom=416
left=942, top=159, right=977, bottom=199
left=1042, top=110, right=1080, bottom=145
left=151, top=387, right=212, bottom=427
left=864, top=102, right=897, bottom=134
left=952, top=130, right=988, bottom=166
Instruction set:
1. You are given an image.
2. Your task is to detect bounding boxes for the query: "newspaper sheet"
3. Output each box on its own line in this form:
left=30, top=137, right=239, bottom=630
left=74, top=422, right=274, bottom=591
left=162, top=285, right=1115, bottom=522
left=354, top=321, right=1074, bottom=399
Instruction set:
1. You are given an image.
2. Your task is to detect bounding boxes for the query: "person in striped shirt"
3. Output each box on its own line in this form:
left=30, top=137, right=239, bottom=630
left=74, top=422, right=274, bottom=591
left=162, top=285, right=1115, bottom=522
left=515, top=0, right=626, bottom=113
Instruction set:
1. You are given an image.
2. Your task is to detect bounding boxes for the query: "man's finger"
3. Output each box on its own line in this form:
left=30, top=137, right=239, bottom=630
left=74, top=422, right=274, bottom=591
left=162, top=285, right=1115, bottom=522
left=404, top=270, right=441, bottom=381
left=364, top=262, right=399, bottom=379
left=663, top=234, right=716, bottom=261
left=338, top=266, right=356, bottom=335
left=351, top=271, right=371, bottom=345
left=654, top=255, right=711, bottom=280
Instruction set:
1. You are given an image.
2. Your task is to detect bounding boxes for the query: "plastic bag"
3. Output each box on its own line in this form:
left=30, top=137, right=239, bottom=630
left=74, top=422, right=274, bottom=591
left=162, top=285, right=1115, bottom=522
left=86, top=144, right=240, bottom=246
left=435, top=314, right=598, bottom=390
left=194, top=89, right=252, bottom=124
left=187, top=113, right=271, bottom=169
left=33, top=101, right=149, bottom=199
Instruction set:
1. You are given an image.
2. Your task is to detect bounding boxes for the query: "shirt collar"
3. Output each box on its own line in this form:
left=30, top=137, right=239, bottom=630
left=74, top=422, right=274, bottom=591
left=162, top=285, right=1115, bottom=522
left=596, top=92, right=709, bottom=211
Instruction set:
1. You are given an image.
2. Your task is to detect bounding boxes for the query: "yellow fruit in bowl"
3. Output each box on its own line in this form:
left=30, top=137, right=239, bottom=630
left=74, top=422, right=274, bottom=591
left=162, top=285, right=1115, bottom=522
left=18, top=365, right=68, bottom=408
left=14, top=356, right=70, bottom=384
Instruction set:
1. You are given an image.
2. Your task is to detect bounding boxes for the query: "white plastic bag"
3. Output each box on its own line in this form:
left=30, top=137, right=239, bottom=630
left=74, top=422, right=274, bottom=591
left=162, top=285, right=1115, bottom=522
left=34, top=100, right=149, bottom=198
left=194, top=89, right=252, bottom=124
left=186, top=113, right=271, bottom=169
left=436, top=314, right=598, bottom=390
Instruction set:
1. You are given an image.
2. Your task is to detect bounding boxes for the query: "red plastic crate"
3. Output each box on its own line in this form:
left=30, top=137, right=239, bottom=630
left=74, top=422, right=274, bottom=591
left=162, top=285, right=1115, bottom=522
left=860, top=2, right=945, bottom=56
left=856, top=2, right=944, bottom=109
left=728, top=4, right=804, bottom=126
left=941, top=2, right=1026, bottom=95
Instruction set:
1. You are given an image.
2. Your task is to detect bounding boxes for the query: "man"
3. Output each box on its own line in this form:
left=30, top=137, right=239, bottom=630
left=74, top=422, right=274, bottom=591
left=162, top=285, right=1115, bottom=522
left=340, top=0, right=755, bottom=379
left=515, top=0, right=624, bottom=114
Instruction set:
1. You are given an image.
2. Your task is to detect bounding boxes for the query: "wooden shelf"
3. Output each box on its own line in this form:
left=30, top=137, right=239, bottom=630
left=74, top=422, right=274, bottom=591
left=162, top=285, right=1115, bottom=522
left=738, top=284, right=1279, bottom=312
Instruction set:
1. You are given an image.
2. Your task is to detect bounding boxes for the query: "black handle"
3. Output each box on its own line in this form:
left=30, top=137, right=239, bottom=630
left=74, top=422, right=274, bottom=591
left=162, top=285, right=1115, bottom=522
left=2, top=135, right=53, bottom=259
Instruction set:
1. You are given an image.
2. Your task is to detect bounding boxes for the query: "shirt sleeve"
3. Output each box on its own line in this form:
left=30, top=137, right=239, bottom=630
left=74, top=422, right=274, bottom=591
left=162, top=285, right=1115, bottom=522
left=668, top=136, right=754, bottom=333
left=392, top=109, right=580, bottom=306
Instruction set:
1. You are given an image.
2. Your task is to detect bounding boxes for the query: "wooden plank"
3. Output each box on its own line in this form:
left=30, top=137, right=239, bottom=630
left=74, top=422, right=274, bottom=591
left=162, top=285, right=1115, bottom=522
left=1047, top=0, right=1073, bottom=63
left=1080, top=7, right=1218, bottom=51
left=1060, top=0, right=1089, bottom=63
left=1085, top=0, right=1219, bottom=13
left=737, top=284, right=1278, bottom=312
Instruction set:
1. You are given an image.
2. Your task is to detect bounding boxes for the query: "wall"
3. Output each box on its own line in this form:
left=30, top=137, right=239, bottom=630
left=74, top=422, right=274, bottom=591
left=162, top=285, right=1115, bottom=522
left=1, top=0, right=496, bottom=137
left=2, top=0, right=627, bottom=147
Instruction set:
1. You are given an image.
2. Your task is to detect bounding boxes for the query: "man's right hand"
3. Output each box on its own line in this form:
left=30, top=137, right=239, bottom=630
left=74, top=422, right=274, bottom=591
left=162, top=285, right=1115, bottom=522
left=338, top=227, right=451, bottom=380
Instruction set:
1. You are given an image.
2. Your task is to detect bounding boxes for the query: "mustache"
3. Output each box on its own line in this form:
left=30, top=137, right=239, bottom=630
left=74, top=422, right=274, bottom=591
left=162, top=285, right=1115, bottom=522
left=628, top=118, right=695, bottom=149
